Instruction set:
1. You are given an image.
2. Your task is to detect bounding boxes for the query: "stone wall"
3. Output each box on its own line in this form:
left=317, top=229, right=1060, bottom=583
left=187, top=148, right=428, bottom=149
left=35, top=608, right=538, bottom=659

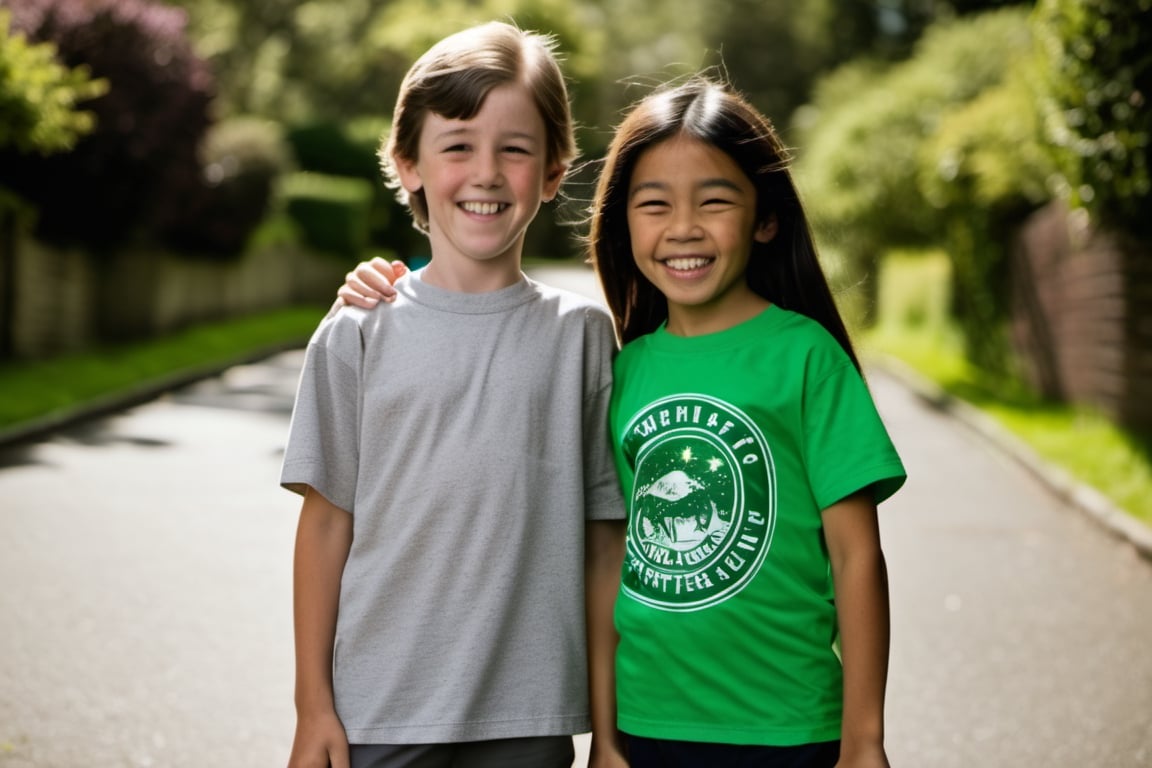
left=1012, top=201, right=1152, bottom=433
left=2, top=229, right=352, bottom=359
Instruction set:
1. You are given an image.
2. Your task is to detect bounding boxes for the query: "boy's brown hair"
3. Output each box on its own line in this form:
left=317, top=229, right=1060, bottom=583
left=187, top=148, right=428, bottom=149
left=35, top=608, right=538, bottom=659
left=380, top=21, right=578, bottom=233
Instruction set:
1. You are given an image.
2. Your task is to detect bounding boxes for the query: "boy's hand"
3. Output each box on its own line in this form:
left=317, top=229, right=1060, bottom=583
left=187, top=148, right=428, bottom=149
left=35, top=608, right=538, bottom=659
left=336, top=257, right=408, bottom=308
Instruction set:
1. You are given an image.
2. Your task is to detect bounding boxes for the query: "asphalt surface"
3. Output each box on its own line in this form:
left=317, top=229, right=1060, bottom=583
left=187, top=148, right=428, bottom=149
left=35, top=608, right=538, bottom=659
left=2, top=265, right=1151, bottom=767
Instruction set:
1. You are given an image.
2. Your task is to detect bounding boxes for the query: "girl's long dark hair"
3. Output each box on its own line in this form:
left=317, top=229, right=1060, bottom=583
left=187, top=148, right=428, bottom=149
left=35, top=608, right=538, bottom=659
left=588, top=77, right=861, bottom=371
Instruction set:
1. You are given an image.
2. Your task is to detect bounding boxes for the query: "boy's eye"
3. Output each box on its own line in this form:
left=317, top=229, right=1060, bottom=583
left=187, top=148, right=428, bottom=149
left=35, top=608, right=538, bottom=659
left=443, top=144, right=470, bottom=153
left=702, top=197, right=736, bottom=208
left=504, top=145, right=531, bottom=154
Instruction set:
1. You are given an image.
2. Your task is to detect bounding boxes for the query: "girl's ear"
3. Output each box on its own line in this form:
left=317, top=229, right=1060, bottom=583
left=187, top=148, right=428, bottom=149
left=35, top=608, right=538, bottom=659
left=754, top=213, right=779, bottom=244
left=541, top=163, right=567, bottom=203
left=394, top=153, right=423, bottom=193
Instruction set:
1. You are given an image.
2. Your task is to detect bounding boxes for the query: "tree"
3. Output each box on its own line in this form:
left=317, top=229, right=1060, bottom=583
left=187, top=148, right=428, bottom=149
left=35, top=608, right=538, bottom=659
left=0, top=0, right=215, bottom=249
left=0, top=8, right=105, bottom=155
left=0, top=7, right=106, bottom=358
left=1035, top=0, right=1152, bottom=238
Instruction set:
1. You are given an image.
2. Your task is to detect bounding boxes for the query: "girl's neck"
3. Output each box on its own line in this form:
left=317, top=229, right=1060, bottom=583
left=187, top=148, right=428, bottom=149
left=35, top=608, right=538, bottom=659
left=665, top=292, right=772, bottom=338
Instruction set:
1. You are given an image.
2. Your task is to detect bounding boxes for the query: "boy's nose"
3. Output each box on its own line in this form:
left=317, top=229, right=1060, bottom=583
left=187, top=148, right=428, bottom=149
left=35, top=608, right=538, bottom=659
left=472, top=152, right=503, bottom=186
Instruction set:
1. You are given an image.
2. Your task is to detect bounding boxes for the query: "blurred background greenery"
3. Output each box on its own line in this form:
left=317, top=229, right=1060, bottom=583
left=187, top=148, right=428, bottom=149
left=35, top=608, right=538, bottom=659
left=0, top=0, right=1150, bottom=524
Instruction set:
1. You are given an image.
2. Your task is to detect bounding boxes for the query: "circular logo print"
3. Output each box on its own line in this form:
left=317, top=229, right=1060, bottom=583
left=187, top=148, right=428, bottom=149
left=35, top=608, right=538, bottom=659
left=621, top=394, right=776, bottom=611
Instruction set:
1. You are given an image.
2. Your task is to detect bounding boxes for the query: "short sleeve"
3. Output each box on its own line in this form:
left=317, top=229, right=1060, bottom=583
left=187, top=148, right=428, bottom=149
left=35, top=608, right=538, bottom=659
left=802, top=360, right=906, bottom=510
left=279, top=315, right=363, bottom=512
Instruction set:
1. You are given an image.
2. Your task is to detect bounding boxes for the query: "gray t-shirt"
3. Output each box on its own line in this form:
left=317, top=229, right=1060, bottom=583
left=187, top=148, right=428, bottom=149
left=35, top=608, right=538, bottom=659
left=281, top=269, right=624, bottom=744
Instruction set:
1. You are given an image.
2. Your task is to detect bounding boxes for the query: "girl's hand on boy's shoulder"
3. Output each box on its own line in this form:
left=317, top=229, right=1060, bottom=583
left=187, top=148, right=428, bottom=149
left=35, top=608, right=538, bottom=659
left=337, top=256, right=407, bottom=309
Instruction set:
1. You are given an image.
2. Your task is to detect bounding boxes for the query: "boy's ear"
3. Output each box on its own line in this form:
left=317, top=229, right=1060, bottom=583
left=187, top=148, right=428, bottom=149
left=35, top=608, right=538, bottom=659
left=541, top=163, right=567, bottom=203
left=754, top=213, right=779, bottom=244
left=393, top=153, right=423, bottom=193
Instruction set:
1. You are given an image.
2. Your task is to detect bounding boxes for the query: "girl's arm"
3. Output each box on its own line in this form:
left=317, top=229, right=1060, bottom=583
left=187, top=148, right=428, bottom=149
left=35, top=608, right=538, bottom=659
left=289, top=487, right=354, bottom=768
left=585, top=519, right=630, bottom=768
left=822, top=489, right=891, bottom=768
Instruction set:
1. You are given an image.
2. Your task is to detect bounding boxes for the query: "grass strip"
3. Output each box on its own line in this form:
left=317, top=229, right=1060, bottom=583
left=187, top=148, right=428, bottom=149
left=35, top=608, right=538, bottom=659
left=0, top=305, right=326, bottom=433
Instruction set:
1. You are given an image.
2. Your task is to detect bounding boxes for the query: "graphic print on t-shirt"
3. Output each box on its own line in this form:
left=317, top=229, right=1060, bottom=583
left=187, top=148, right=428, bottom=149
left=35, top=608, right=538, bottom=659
left=621, top=393, right=776, bottom=611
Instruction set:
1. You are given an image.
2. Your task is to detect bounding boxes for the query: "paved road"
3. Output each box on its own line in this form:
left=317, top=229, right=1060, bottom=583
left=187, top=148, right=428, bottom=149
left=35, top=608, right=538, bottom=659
left=2, top=266, right=1150, bottom=767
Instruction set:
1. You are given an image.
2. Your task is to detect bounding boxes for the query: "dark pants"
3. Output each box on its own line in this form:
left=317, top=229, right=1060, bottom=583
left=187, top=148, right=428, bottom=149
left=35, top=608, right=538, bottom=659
left=349, top=736, right=574, bottom=768
left=625, top=735, right=840, bottom=768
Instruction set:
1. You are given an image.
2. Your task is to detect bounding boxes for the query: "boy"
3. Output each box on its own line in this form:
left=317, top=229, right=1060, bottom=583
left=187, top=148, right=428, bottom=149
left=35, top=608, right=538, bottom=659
left=281, top=22, right=626, bottom=768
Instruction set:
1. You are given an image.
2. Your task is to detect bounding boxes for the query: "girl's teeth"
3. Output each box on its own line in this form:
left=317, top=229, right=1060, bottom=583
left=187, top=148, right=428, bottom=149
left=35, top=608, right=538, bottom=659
left=462, top=202, right=502, bottom=215
left=665, top=257, right=710, bottom=271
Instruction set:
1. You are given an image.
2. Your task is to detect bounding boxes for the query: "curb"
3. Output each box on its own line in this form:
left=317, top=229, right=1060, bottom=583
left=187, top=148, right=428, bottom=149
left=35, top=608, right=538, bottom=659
left=871, top=355, right=1152, bottom=564
left=0, top=341, right=304, bottom=450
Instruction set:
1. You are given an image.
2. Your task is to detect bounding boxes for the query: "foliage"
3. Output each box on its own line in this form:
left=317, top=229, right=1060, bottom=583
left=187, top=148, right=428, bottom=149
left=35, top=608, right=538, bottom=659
left=0, top=0, right=215, bottom=249
left=918, top=51, right=1058, bottom=373
left=1034, top=0, right=1152, bottom=238
left=282, top=172, right=374, bottom=259
left=0, top=8, right=105, bottom=156
left=166, top=117, right=295, bottom=257
left=796, top=7, right=1033, bottom=259
left=284, top=116, right=427, bottom=259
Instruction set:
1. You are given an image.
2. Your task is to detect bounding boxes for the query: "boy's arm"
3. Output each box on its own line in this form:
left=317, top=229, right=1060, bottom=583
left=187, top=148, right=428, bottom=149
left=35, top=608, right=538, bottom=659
left=329, top=257, right=408, bottom=315
left=289, top=487, right=354, bottom=768
left=822, top=489, right=891, bottom=768
left=585, top=519, right=629, bottom=767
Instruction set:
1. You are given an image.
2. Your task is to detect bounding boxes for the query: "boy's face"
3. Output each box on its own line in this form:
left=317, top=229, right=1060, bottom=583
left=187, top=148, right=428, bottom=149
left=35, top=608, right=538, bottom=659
left=394, top=83, right=564, bottom=278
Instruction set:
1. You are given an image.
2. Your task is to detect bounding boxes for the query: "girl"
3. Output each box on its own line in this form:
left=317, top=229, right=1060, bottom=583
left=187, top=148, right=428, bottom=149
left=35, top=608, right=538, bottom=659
left=590, top=77, right=906, bottom=768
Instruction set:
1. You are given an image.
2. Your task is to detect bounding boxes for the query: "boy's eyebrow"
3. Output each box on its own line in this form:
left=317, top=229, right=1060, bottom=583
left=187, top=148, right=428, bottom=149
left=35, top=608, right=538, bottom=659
left=430, top=126, right=541, bottom=144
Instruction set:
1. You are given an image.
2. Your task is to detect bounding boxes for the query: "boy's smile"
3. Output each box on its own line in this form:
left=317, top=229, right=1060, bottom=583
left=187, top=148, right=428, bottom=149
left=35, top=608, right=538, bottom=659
left=627, top=136, right=776, bottom=336
left=394, top=83, right=564, bottom=292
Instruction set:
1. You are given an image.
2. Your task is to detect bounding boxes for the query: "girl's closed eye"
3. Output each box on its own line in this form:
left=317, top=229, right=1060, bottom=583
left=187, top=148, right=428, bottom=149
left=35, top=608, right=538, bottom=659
left=632, top=197, right=670, bottom=212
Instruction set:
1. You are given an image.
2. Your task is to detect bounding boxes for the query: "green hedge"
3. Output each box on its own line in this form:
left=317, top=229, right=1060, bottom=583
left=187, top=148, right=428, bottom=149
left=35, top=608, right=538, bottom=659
left=283, top=171, right=374, bottom=259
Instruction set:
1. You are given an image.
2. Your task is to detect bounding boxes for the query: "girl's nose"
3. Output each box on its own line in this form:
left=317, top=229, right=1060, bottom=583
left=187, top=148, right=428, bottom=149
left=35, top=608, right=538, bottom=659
left=667, top=209, right=702, bottom=240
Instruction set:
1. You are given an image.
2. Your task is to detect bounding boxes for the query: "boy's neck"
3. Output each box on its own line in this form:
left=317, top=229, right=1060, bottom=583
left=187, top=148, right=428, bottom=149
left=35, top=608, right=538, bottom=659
left=420, top=253, right=524, bottom=293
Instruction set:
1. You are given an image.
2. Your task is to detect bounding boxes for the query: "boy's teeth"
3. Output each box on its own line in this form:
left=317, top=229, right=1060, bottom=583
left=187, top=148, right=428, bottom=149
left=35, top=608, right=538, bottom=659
left=665, top=257, right=710, bottom=271
left=462, top=201, right=502, bottom=215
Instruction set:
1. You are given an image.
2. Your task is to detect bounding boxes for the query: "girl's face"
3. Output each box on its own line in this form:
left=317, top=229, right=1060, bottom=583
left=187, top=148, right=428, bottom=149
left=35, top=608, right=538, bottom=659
left=394, top=83, right=565, bottom=289
left=626, top=136, right=777, bottom=336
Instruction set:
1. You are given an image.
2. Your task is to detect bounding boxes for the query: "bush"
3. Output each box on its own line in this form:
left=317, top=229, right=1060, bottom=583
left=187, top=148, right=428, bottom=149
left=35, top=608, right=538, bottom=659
left=165, top=117, right=295, bottom=257
left=285, top=116, right=421, bottom=258
left=282, top=172, right=374, bottom=260
left=1035, top=0, right=1152, bottom=238
left=0, top=0, right=214, bottom=249
left=0, top=8, right=105, bottom=156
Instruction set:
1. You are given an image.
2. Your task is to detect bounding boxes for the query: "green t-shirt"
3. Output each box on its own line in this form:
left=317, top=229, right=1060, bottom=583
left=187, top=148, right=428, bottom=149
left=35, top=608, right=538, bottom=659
left=609, top=305, right=906, bottom=746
